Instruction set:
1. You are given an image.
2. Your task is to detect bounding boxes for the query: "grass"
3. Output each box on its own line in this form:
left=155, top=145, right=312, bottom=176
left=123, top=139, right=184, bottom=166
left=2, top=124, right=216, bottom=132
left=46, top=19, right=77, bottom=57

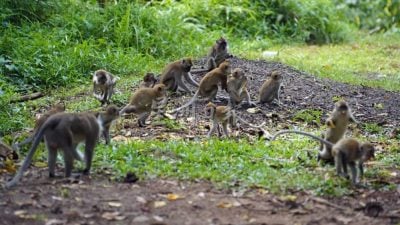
left=239, top=33, right=400, bottom=91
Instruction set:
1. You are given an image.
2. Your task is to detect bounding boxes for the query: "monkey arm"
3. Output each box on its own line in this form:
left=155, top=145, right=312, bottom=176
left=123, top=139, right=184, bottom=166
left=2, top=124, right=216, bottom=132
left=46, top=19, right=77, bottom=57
left=326, top=118, right=336, bottom=128
left=176, top=74, right=192, bottom=93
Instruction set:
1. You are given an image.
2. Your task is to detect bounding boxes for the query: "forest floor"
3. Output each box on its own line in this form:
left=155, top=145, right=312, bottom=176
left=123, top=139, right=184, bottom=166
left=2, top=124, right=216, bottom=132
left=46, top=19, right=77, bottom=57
left=1, top=57, right=399, bottom=225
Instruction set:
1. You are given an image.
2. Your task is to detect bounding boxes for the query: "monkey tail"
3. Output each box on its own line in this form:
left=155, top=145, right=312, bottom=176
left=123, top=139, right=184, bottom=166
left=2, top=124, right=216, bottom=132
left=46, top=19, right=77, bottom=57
left=271, top=130, right=334, bottom=147
left=5, top=117, right=60, bottom=188
left=168, top=90, right=199, bottom=114
left=190, top=68, right=209, bottom=74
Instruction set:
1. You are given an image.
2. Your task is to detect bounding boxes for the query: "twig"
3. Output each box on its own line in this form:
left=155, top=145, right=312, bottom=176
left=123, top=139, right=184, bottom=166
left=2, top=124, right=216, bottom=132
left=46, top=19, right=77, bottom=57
left=310, top=196, right=349, bottom=210
left=10, top=92, right=44, bottom=103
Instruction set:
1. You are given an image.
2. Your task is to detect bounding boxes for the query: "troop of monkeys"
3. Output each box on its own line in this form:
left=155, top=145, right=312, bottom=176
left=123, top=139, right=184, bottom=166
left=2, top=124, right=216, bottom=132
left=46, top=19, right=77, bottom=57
left=5, top=37, right=375, bottom=189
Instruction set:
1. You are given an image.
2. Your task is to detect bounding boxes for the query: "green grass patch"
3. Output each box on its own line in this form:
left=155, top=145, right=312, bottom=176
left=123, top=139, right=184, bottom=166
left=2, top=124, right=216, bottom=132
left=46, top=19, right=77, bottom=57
left=240, top=33, right=400, bottom=91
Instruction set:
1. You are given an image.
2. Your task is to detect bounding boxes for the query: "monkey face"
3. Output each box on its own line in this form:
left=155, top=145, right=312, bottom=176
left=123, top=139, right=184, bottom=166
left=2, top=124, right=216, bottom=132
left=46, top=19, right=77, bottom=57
left=144, top=73, right=156, bottom=82
left=361, top=144, right=375, bottom=161
left=217, top=37, right=227, bottom=50
left=270, top=71, right=281, bottom=81
left=336, top=101, right=349, bottom=114
left=232, top=68, right=244, bottom=78
left=181, top=58, right=193, bottom=72
left=95, top=73, right=108, bottom=84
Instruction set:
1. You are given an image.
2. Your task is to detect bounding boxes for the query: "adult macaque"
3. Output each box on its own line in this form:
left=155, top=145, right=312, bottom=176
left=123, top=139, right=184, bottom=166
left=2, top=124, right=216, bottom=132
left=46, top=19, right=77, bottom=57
left=120, top=84, right=167, bottom=127
left=93, top=69, right=118, bottom=105
left=139, top=72, right=158, bottom=88
left=5, top=105, right=120, bottom=188
left=168, top=60, right=231, bottom=114
left=227, top=68, right=254, bottom=107
left=12, top=103, right=66, bottom=151
left=192, top=37, right=231, bottom=73
left=258, top=71, right=282, bottom=104
left=205, top=102, right=266, bottom=138
left=272, top=131, right=374, bottom=186
left=160, top=58, right=198, bottom=93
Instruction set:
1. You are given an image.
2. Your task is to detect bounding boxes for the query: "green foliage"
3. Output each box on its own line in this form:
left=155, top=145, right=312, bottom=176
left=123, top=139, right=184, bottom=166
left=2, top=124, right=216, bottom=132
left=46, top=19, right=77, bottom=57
left=293, top=109, right=323, bottom=124
left=363, top=123, right=384, bottom=134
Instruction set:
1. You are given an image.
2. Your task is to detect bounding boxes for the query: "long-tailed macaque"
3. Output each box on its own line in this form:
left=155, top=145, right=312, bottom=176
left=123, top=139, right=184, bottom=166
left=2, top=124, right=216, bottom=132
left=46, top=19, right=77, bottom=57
left=12, top=103, right=66, bottom=151
left=258, top=71, right=282, bottom=104
left=192, top=37, right=231, bottom=73
left=271, top=130, right=374, bottom=185
left=319, top=100, right=357, bottom=161
left=205, top=102, right=266, bottom=138
left=120, top=84, right=167, bottom=127
left=139, top=72, right=158, bottom=88
left=168, top=60, right=231, bottom=114
left=93, top=69, right=118, bottom=105
left=227, top=68, right=254, bottom=107
left=5, top=105, right=120, bottom=188
left=160, top=58, right=198, bottom=93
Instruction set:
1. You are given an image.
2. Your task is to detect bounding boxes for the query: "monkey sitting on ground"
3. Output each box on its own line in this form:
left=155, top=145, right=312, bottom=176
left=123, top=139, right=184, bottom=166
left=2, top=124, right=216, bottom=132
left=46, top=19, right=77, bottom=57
left=258, top=71, right=282, bottom=104
left=227, top=68, right=255, bottom=107
left=12, top=103, right=66, bottom=152
left=139, top=72, right=158, bottom=88
left=191, top=37, right=232, bottom=73
left=271, top=131, right=375, bottom=186
left=160, top=58, right=198, bottom=93
left=205, top=102, right=266, bottom=138
left=5, top=105, right=120, bottom=188
left=120, top=84, right=167, bottom=127
left=93, top=69, right=119, bottom=105
left=168, top=60, right=231, bottom=114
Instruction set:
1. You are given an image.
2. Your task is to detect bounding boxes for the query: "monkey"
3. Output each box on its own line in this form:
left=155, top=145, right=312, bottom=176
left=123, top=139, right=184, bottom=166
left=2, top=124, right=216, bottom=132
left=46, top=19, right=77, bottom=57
left=271, top=130, right=375, bottom=185
left=258, top=71, right=282, bottom=104
left=319, top=100, right=357, bottom=161
left=227, top=68, right=255, bottom=107
left=205, top=102, right=266, bottom=138
left=160, top=57, right=198, bottom=93
left=5, top=105, right=120, bottom=188
left=93, top=69, right=118, bottom=105
left=139, top=72, right=158, bottom=88
left=191, top=37, right=231, bottom=73
left=168, top=60, right=231, bottom=114
left=119, top=84, right=167, bottom=127
left=12, top=103, right=66, bottom=151
left=93, top=106, right=120, bottom=145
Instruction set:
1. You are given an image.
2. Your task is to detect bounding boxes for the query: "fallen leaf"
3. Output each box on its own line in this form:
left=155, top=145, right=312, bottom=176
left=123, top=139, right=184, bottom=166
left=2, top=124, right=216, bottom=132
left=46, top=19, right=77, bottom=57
left=247, top=108, right=260, bottom=114
left=166, top=193, right=180, bottom=201
left=4, top=158, right=16, bottom=173
left=153, top=201, right=167, bottom=208
left=280, top=195, right=297, bottom=202
left=136, top=196, right=147, bottom=203
left=101, top=211, right=126, bottom=221
left=217, top=201, right=233, bottom=208
left=14, top=210, right=27, bottom=217
left=45, top=219, right=67, bottom=225
left=153, top=215, right=164, bottom=222
left=34, top=161, right=48, bottom=168
left=108, top=202, right=122, bottom=207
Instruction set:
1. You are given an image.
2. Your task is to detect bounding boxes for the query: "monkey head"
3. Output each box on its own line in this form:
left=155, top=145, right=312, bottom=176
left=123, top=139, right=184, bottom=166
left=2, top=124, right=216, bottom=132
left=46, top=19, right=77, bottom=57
left=335, top=100, right=350, bottom=115
left=219, top=60, right=231, bottom=74
left=270, top=71, right=282, bottom=81
left=361, top=143, right=375, bottom=162
left=105, top=105, right=120, bottom=118
left=231, top=68, right=244, bottom=78
left=94, top=70, right=108, bottom=84
left=181, top=57, right=193, bottom=72
left=143, top=72, right=156, bottom=82
left=205, top=102, right=216, bottom=116
left=216, top=37, right=227, bottom=50
left=153, top=83, right=167, bottom=97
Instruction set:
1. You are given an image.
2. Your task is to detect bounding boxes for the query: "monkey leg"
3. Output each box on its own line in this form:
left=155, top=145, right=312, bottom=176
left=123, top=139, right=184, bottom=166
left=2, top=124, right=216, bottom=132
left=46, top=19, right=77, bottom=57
left=82, top=140, right=96, bottom=175
left=348, top=161, right=357, bottom=184
left=222, top=122, right=229, bottom=137
left=184, top=72, right=199, bottom=88
left=207, top=121, right=218, bottom=138
left=176, top=75, right=192, bottom=93
left=137, top=112, right=150, bottom=127
left=47, top=144, right=58, bottom=178
left=103, top=129, right=110, bottom=145
left=206, top=57, right=216, bottom=71
left=358, top=162, right=364, bottom=179
left=62, top=146, right=75, bottom=177
left=120, top=105, right=137, bottom=115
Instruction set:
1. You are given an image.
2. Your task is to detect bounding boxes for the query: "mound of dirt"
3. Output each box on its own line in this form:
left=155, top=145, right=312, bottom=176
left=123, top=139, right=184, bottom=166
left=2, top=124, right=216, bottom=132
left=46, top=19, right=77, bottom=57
left=120, top=57, right=400, bottom=139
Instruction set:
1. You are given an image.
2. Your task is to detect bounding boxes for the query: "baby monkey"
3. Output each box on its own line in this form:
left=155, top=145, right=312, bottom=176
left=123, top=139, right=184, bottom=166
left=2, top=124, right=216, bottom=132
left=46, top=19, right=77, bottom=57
left=93, top=69, right=118, bottom=105
left=139, top=72, right=158, bottom=88
left=6, top=105, right=120, bottom=188
left=258, top=71, right=282, bottom=104
left=205, top=102, right=266, bottom=138
left=120, top=84, right=167, bottom=127
left=227, top=68, right=254, bottom=107
left=272, top=130, right=375, bottom=186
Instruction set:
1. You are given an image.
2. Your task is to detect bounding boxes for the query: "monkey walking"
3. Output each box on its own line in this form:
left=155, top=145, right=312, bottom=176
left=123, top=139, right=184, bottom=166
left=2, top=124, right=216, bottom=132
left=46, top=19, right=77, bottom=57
left=205, top=102, right=266, bottom=138
left=5, top=105, right=120, bottom=188
left=120, top=84, right=168, bottom=127
left=168, top=60, right=231, bottom=114
left=93, top=69, right=119, bottom=105
left=160, top=57, right=198, bottom=93
left=271, top=130, right=375, bottom=186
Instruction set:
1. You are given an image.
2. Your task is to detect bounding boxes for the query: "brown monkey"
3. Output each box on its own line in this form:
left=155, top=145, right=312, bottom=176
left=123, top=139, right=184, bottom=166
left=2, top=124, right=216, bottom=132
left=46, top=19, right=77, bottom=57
left=5, top=105, right=120, bottom=188
left=94, top=106, right=120, bottom=145
left=12, top=103, right=66, bottom=151
left=205, top=102, right=266, bottom=138
left=258, top=71, right=282, bottom=104
left=120, top=84, right=167, bottom=127
left=139, top=72, right=158, bottom=88
left=160, top=58, right=198, bottom=93
left=227, top=68, right=254, bottom=107
left=271, top=131, right=374, bottom=185
left=93, top=69, right=118, bottom=105
left=168, top=60, right=231, bottom=114
left=319, top=100, right=357, bottom=161
left=192, top=37, right=231, bottom=73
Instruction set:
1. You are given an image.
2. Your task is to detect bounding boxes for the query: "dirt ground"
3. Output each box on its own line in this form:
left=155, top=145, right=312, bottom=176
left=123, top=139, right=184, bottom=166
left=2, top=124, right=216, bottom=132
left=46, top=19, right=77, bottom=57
left=1, top=57, right=400, bottom=225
